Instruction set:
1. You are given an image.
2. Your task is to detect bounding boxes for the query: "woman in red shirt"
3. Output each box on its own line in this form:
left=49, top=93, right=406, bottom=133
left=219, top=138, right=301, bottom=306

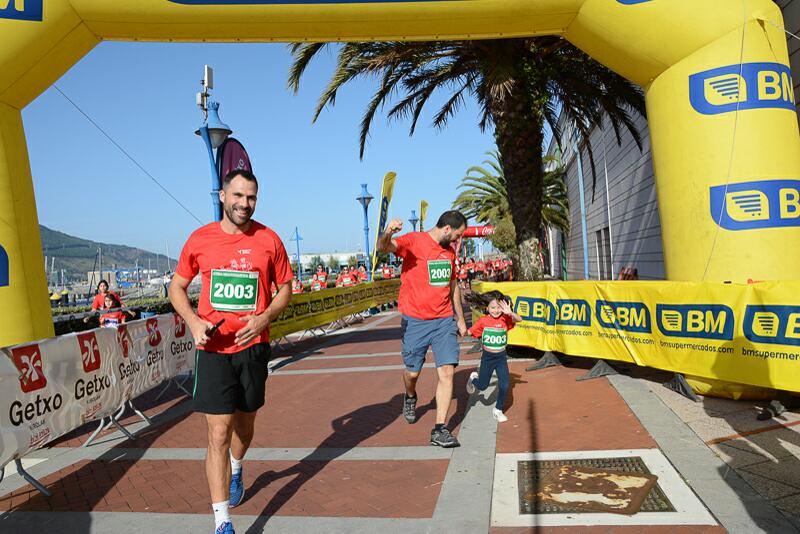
left=85, top=279, right=124, bottom=323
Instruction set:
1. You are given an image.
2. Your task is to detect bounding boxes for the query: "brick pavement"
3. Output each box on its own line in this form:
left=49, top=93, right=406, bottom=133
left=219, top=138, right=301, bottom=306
left=0, top=309, right=785, bottom=532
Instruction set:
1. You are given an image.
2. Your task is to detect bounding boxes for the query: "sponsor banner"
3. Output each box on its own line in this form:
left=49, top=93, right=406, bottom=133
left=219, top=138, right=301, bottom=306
left=271, top=280, right=400, bottom=339
left=462, top=226, right=495, bottom=238
left=0, top=314, right=197, bottom=470
left=371, top=172, right=397, bottom=278
left=476, top=281, right=800, bottom=393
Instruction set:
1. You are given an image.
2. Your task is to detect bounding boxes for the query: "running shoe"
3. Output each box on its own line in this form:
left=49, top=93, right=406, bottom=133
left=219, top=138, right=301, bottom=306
left=492, top=408, right=508, bottom=423
left=403, top=394, right=417, bottom=424
left=229, top=470, right=244, bottom=507
left=466, top=371, right=478, bottom=394
left=216, top=521, right=235, bottom=533
left=430, top=427, right=460, bottom=448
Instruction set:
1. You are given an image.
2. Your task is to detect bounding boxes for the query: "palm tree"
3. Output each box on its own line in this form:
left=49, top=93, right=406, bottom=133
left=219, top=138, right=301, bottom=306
left=453, top=150, right=570, bottom=255
left=288, top=38, right=644, bottom=280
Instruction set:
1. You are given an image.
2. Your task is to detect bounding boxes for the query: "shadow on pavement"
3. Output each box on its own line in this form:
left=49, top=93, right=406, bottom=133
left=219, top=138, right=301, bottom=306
left=245, top=369, right=474, bottom=531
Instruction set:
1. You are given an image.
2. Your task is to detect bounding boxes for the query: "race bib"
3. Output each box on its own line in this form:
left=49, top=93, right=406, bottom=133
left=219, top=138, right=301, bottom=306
left=210, top=270, right=259, bottom=312
left=482, top=327, right=508, bottom=353
left=427, top=259, right=452, bottom=287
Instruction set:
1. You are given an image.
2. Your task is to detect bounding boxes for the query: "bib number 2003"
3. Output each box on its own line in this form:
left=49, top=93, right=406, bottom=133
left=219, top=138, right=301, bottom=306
left=427, top=260, right=452, bottom=287
left=210, top=270, right=259, bottom=312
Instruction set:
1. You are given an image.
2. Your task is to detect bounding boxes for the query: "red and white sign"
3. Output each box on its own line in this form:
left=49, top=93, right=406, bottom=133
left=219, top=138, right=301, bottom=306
left=174, top=313, right=187, bottom=338
left=462, top=226, right=496, bottom=238
left=77, top=332, right=101, bottom=373
left=117, top=324, right=131, bottom=359
left=146, top=318, right=162, bottom=347
left=11, top=345, right=46, bottom=392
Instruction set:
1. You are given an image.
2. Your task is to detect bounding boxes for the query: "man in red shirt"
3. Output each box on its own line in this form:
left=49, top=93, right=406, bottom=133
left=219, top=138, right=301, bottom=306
left=377, top=210, right=467, bottom=448
left=169, top=170, right=293, bottom=534
left=381, top=263, right=392, bottom=279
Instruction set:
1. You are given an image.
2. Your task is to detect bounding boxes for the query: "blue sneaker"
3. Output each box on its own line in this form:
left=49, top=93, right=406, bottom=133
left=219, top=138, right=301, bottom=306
left=216, top=521, right=234, bottom=533
left=229, top=470, right=244, bottom=507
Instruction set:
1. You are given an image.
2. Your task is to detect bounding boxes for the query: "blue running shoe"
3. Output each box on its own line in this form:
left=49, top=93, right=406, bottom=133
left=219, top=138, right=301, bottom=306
left=229, top=471, right=245, bottom=507
left=216, top=521, right=234, bottom=533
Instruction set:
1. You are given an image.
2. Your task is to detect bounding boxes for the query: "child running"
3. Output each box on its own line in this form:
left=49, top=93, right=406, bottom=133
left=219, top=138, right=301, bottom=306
left=465, top=290, right=522, bottom=422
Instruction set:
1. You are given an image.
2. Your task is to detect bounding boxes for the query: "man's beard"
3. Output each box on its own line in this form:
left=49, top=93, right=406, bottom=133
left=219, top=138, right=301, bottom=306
left=224, top=203, right=253, bottom=226
left=439, top=235, right=454, bottom=248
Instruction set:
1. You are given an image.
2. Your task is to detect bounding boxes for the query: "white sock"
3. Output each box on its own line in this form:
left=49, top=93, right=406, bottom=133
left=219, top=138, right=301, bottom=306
left=230, top=451, right=243, bottom=475
left=212, top=501, right=230, bottom=528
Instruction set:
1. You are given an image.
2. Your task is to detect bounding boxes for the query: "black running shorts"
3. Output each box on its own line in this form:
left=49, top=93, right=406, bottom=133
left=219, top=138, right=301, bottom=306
left=192, top=342, right=271, bottom=414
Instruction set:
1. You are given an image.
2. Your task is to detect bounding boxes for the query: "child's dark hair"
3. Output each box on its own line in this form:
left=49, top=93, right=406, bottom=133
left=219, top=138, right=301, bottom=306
left=465, top=290, right=511, bottom=310
left=104, top=292, right=121, bottom=308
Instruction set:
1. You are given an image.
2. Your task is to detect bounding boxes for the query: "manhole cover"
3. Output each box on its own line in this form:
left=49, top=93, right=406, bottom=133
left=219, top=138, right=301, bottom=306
left=517, top=456, right=675, bottom=514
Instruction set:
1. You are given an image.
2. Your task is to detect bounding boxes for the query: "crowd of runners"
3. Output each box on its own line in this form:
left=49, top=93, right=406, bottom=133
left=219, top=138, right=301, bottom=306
left=290, top=263, right=397, bottom=294
left=168, top=169, right=520, bottom=534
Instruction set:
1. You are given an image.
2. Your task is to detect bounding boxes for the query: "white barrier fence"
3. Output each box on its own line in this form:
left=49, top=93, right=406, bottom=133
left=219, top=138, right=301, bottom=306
left=0, top=313, right=195, bottom=473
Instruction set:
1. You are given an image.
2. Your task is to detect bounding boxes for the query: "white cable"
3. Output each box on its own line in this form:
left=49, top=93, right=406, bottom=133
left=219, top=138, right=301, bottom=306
left=701, top=0, right=747, bottom=281
left=52, top=85, right=204, bottom=225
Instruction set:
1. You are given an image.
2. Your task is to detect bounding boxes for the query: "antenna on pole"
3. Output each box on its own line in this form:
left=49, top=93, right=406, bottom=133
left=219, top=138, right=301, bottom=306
left=197, top=65, right=214, bottom=120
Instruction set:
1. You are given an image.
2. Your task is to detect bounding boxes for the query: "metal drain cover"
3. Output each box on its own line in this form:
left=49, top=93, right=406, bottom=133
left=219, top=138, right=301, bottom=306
left=517, top=456, right=675, bottom=514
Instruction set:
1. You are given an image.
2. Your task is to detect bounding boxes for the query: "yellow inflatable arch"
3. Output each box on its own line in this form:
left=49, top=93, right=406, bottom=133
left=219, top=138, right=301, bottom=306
left=1, top=0, right=798, bottom=347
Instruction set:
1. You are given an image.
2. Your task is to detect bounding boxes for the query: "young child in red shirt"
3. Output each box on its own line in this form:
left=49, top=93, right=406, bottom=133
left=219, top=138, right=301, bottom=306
left=99, top=293, right=127, bottom=327
left=466, top=290, right=522, bottom=422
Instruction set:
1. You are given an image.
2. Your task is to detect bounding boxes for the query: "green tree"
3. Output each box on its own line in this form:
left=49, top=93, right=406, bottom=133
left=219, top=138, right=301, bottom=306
left=288, top=39, right=643, bottom=280
left=327, top=255, right=339, bottom=271
left=347, top=255, right=359, bottom=267
left=453, top=150, right=570, bottom=257
left=309, top=255, right=325, bottom=270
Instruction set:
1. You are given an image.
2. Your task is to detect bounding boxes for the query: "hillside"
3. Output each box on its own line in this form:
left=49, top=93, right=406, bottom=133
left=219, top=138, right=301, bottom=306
left=40, top=225, right=177, bottom=282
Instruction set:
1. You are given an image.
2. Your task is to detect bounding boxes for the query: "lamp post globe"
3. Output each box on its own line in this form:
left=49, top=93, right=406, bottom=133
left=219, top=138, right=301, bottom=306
left=409, top=210, right=419, bottom=232
left=195, top=101, right=232, bottom=221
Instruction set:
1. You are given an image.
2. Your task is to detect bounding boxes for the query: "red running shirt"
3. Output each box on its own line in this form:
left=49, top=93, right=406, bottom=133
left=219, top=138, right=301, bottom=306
left=100, top=311, right=126, bottom=327
left=175, top=221, right=293, bottom=354
left=468, top=314, right=515, bottom=353
left=394, top=232, right=455, bottom=320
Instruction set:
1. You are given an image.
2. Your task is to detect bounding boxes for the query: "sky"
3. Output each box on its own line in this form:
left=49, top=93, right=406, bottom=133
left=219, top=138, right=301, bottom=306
left=23, top=42, right=497, bottom=260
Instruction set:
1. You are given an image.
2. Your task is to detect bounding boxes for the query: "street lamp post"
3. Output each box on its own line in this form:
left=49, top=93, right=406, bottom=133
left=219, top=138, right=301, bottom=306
left=356, top=184, right=374, bottom=281
left=408, top=210, right=419, bottom=232
left=195, top=66, right=232, bottom=222
left=290, top=227, right=303, bottom=282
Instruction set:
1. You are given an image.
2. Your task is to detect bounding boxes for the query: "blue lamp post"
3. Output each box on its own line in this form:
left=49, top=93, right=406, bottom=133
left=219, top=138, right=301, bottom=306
left=409, top=210, right=419, bottom=232
left=196, top=101, right=232, bottom=221
left=290, top=227, right=303, bottom=281
left=356, top=184, right=374, bottom=281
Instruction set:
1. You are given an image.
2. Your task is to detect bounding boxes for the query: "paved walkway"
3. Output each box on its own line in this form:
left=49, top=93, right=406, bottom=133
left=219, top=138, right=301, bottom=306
left=0, top=311, right=795, bottom=533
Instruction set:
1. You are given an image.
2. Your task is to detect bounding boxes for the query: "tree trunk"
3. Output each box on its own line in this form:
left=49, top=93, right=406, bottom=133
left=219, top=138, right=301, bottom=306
left=490, top=52, right=546, bottom=281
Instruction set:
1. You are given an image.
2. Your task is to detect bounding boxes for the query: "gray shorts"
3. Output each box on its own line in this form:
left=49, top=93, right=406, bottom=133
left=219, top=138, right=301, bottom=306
left=401, top=314, right=460, bottom=372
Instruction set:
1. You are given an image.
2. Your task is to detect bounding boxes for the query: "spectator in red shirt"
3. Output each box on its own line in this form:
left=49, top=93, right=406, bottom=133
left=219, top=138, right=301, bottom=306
left=310, top=274, right=324, bottom=291
left=337, top=269, right=355, bottom=288
left=358, top=265, right=369, bottom=283
left=99, top=293, right=127, bottom=327
left=316, top=265, right=328, bottom=284
left=85, top=279, right=125, bottom=323
left=292, top=277, right=304, bottom=294
left=377, top=210, right=468, bottom=448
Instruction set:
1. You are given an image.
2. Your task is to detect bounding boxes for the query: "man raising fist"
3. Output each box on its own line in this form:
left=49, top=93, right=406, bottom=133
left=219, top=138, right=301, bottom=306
left=377, top=211, right=468, bottom=447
